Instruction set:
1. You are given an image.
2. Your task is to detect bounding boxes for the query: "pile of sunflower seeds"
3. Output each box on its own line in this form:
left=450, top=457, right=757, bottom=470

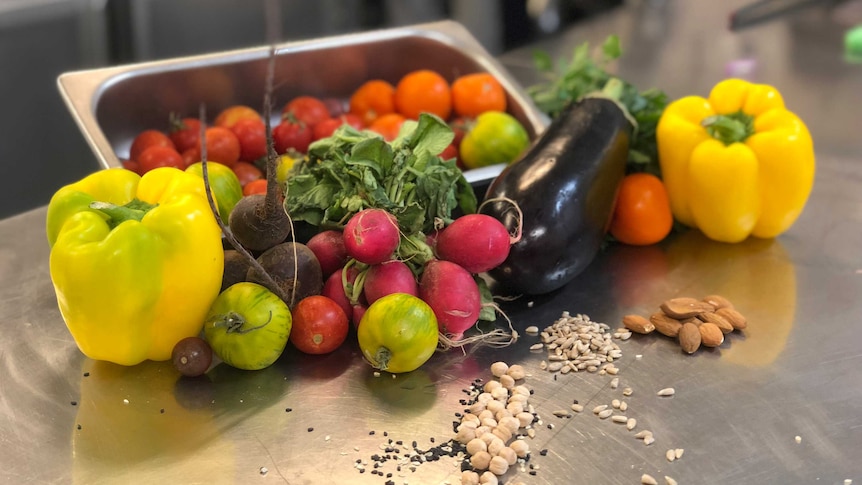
left=527, top=312, right=626, bottom=375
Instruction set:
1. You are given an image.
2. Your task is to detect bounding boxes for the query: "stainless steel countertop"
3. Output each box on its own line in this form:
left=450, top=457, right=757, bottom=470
left=2, top=1, right=861, bottom=484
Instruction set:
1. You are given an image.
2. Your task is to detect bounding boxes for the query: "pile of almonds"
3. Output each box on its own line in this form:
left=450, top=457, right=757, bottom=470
left=622, top=295, right=748, bottom=354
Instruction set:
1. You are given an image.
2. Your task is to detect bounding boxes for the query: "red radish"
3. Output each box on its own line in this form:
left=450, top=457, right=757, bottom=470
left=343, top=208, right=400, bottom=265
left=436, top=214, right=512, bottom=274
left=352, top=304, right=368, bottom=329
left=419, top=260, right=481, bottom=338
left=321, top=266, right=361, bottom=322
left=364, top=260, right=418, bottom=304
left=307, top=230, right=348, bottom=278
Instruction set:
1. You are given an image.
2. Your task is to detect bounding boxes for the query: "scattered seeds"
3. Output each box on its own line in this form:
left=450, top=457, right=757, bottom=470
left=529, top=343, right=544, bottom=351
left=626, top=418, right=637, bottom=431
left=665, top=476, right=678, bottom=485
left=552, top=410, right=570, bottom=418
left=644, top=435, right=655, bottom=446
left=674, top=448, right=684, bottom=459
left=598, top=409, right=613, bottom=419
left=525, top=326, right=539, bottom=335
left=593, top=405, right=608, bottom=414
left=657, top=388, right=675, bottom=397
left=795, top=435, right=802, bottom=444
left=611, top=415, right=628, bottom=424
left=620, top=401, right=628, bottom=412
left=571, top=403, right=584, bottom=413
left=641, top=473, right=658, bottom=485
left=666, top=449, right=675, bottom=462
left=610, top=377, right=620, bottom=389
left=623, top=387, right=633, bottom=396
left=611, top=399, right=621, bottom=409
left=634, top=430, right=653, bottom=439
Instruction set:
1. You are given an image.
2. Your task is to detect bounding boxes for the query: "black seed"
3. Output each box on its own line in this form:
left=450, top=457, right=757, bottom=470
left=554, top=374, right=557, bottom=381
left=530, top=389, right=535, bottom=394
left=285, top=408, right=292, bottom=412
left=70, top=401, right=77, bottom=406
left=430, top=437, right=435, bottom=443
left=454, top=412, right=462, bottom=418
left=395, top=440, right=403, bottom=446
left=369, top=430, right=376, bottom=435
left=83, top=372, right=90, bottom=377
left=355, top=459, right=362, bottom=464
left=412, top=440, right=417, bottom=448
left=572, top=399, right=579, bottom=404
left=386, top=472, right=392, bottom=478
left=76, top=424, right=82, bottom=430
left=359, top=469, right=365, bottom=474
left=383, top=431, right=388, bottom=437
left=307, top=427, right=314, bottom=432
left=160, top=408, right=165, bottom=414
left=540, top=449, right=548, bottom=456
left=529, top=470, right=537, bottom=476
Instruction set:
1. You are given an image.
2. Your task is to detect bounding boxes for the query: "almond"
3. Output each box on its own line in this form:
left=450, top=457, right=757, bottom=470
left=650, top=312, right=683, bottom=337
left=715, top=307, right=747, bottom=330
left=660, top=297, right=715, bottom=319
left=699, top=322, right=724, bottom=347
left=703, top=294, right=734, bottom=310
left=678, top=322, right=701, bottom=354
left=623, top=314, right=655, bottom=334
left=698, top=312, right=734, bottom=334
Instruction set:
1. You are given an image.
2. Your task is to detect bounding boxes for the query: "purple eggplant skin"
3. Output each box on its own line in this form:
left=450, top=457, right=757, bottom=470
left=479, top=97, right=632, bottom=295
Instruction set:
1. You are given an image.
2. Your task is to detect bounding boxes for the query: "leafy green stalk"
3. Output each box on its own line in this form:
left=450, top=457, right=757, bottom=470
left=528, top=35, right=668, bottom=176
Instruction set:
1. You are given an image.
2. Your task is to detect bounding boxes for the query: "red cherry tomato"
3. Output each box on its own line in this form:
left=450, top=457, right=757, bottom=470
left=243, top=178, right=268, bottom=196
left=322, top=97, right=346, bottom=117
left=130, top=130, right=175, bottom=162
left=312, top=114, right=364, bottom=141
left=214, top=105, right=261, bottom=129
left=184, top=127, right=241, bottom=167
left=169, top=117, right=201, bottom=153
left=231, top=117, right=267, bottom=162
left=440, top=142, right=459, bottom=164
left=137, top=146, right=184, bottom=173
left=273, top=120, right=313, bottom=154
left=232, top=161, right=263, bottom=186
left=282, top=96, right=330, bottom=128
left=289, top=295, right=349, bottom=355
left=121, top=159, right=141, bottom=174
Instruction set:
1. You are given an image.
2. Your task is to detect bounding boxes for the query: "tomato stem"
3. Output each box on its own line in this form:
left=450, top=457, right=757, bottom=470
left=212, top=310, right=272, bottom=334
left=374, top=346, right=392, bottom=371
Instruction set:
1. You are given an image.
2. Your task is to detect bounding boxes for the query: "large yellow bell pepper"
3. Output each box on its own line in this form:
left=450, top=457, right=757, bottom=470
left=656, top=78, right=815, bottom=243
left=46, top=167, right=224, bottom=365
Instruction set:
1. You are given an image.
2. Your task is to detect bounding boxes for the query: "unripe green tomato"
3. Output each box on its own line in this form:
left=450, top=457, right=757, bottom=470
left=204, top=282, right=292, bottom=370
left=459, top=111, right=530, bottom=170
left=186, top=161, right=243, bottom=220
left=357, top=293, right=439, bottom=374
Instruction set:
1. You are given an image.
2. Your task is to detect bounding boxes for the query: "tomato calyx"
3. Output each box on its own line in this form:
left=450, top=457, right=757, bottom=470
left=210, top=310, right=272, bottom=334
left=372, top=346, right=393, bottom=371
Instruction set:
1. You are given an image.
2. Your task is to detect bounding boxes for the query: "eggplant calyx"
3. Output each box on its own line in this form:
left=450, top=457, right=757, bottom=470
left=582, top=78, right=639, bottom=137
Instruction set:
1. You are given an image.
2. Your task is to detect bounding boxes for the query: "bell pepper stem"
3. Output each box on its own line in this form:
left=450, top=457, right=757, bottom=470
left=89, top=200, right=157, bottom=228
left=702, top=112, right=754, bottom=145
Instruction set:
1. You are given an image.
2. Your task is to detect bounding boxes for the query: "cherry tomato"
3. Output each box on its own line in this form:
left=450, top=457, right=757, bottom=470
left=368, top=113, right=406, bottom=141
left=214, top=105, right=261, bottom=129
left=312, top=114, right=364, bottom=141
left=289, top=295, right=349, bottom=355
left=121, top=159, right=141, bottom=174
left=394, top=70, right=451, bottom=120
left=451, top=73, right=507, bottom=118
left=273, top=120, right=313, bottom=154
left=186, top=161, right=244, bottom=221
left=243, top=178, right=268, bottom=196
left=130, top=130, right=175, bottom=162
left=610, top=173, right=674, bottom=246
left=184, top=127, right=241, bottom=167
left=137, top=145, right=184, bottom=173
left=322, top=97, right=346, bottom=117
left=439, top=142, right=459, bottom=165
left=171, top=337, right=213, bottom=377
left=230, top=117, right=267, bottom=162
left=357, top=293, right=438, bottom=373
left=232, top=161, right=263, bottom=186
left=204, top=282, right=292, bottom=370
left=282, top=96, right=330, bottom=128
left=349, top=79, right=396, bottom=125
left=169, top=116, right=201, bottom=153
left=459, top=111, right=529, bottom=169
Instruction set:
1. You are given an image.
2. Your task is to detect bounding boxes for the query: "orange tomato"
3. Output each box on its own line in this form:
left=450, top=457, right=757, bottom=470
left=394, top=70, right=451, bottom=120
left=368, top=113, right=407, bottom=141
left=451, top=73, right=507, bottom=118
left=349, top=80, right=396, bottom=125
left=610, top=173, right=674, bottom=246
left=242, top=178, right=268, bottom=196
left=214, top=105, right=261, bottom=129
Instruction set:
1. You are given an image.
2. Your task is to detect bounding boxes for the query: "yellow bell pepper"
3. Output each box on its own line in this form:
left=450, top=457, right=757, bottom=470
left=656, top=78, right=815, bottom=243
left=46, top=167, right=224, bottom=365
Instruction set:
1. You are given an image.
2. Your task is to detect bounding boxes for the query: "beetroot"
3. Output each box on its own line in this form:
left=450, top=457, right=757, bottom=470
left=307, top=230, right=348, bottom=277
left=343, top=208, right=400, bottom=265
left=364, top=260, right=418, bottom=304
left=419, top=259, right=481, bottom=338
left=436, top=214, right=511, bottom=274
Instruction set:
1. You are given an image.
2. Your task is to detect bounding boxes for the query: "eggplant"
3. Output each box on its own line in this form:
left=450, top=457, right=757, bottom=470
left=480, top=97, right=632, bottom=295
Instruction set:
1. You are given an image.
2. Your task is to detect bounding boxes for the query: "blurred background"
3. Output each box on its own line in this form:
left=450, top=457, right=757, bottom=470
left=1, top=0, right=625, bottom=219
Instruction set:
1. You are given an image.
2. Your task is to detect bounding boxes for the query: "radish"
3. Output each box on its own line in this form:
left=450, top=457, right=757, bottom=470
left=352, top=303, right=368, bottom=329
left=307, top=230, right=348, bottom=278
left=322, top=266, right=361, bottom=323
left=435, top=214, right=514, bottom=274
left=364, top=260, right=418, bottom=304
left=343, top=208, right=400, bottom=265
left=419, top=259, right=481, bottom=338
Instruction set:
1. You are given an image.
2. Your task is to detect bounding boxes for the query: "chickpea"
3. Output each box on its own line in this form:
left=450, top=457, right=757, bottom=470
left=498, top=416, right=520, bottom=434
left=466, top=438, right=487, bottom=456
left=470, top=450, right=492, bottom=471
left=513, top=385, right=531, bottom=397
left=462, top=413, right=481, bottom=425
left=486, top=399, right=505, bottom=414
left=480, top=417, right=498, bottom=429
left=497, top=446, right=518, bottom=466
left=488, top=455, right=510, bottom=476
left=491, top=425, right=512, bottom=443
left=499, top=374, right=515, bottom=390
left=509, top=438, right=530, bottom=458
left=456, top=425, right=476, bottom=444
left=490, top=387, right=509, bottom=400
left=490, top=361, right=509, bottom=378
left=469, top=401, right=487, bottom=415
left=477, top=392, right=494, bottom=404
left=461, top=470, right=480, bottom=485
left=480, top=432, right=497, bottom=446
left=516, top=411, right=534, bottom=428
left=506, top=401, right=524, bottom=416
left=474, top=425, right=491, bottom=439
left=487, top=436, right=505, bottom=456
left=494, top=408, right=513, bottom=423
left=483, top=380, right=502, bottom=393
left=479, top=471, right=499, bottom=485
left=506, top=364, right=526, bottom=380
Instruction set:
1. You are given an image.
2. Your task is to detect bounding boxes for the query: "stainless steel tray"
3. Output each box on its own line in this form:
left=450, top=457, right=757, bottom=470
left=56, top=20, right=548, bottom=185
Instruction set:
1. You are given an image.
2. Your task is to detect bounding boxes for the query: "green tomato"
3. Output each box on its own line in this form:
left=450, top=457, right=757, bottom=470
left=459, top=111, right=530, bottom=170
left=357, top=293, right=439, bottom=374
left=186, top=161, right=243, bottom=221
left=203, top=282, right=292, bottom=370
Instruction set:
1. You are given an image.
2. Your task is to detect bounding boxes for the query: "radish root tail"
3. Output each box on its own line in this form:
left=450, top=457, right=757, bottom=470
left=478, top=196, right=523, bottom=245
left=437, top=303, right=518, bottom=351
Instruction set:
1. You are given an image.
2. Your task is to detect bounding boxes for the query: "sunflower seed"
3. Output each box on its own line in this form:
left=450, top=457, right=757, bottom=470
left=674, top=448, right=684, bottom=459
left=611, top=399, right=621, bottom=409
left=644, top=435, right=655, bottom=446
left=634, top=430, right=652, bottom=439
left=529, top=343, right=544, bottom=351
left=571, top=404, right=584, bottom=413
left=641, top=474, right=658, bottom=485
left=552, top=410, right=570, bottom=418
left=666, top=449, right=675, bottom=462
left=598, top=409, right=613, bottom=419
left=626, top=418, right=637, bottom=430
left=593, top=405, right=608, bottom=414
left=620, top=401, right=628, bottom=412
left=525, top=326, right=539, bottom=335
left=612, top=415, right=628, bottom=424
left=665, top=476, right=678, bottom=485
left=623, top=387, right=633, bottom=396
left=610, top=377, right=620, bottom=389
left=657, top=388, right=675, bottom=397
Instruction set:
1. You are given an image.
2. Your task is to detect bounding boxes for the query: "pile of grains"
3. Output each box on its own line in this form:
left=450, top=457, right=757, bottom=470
left=526, top=312, right=627, bottom=376
left=622, top=295, right=748, bottom=354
